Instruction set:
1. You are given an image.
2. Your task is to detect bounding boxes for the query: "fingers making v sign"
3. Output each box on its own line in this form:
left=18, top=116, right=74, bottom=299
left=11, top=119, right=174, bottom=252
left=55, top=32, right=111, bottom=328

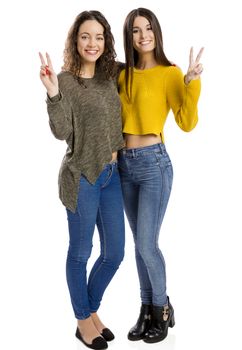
left=185, top=47, right=204, bottom=85
left=39, top=52, right=59, bottom=97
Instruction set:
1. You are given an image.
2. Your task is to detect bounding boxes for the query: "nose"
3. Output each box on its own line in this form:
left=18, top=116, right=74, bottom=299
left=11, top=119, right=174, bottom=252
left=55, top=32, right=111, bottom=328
left=87, top=37, right=96, bottom=47
left=139, top=30, right=147, bottom=40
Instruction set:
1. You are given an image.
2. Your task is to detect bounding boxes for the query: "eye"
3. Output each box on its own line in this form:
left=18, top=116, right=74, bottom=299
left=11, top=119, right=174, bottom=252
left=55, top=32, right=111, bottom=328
left=147, top=25, right=152, bottom=31
left=132, top=28, right=139, bottom=34
left=97, top=37, right=104, bottom=41
left=81, top=35, right=88, bottom=40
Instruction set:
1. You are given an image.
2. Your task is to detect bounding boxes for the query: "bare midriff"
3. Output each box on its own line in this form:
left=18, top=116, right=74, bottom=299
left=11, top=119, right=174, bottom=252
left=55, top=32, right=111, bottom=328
left=124, top=134, right=162, bottom=149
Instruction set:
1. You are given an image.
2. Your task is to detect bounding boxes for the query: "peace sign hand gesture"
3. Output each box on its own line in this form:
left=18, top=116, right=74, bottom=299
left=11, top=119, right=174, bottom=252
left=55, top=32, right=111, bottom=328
left=39, top=52, right=59, bottom=97
left=185, top=47, right=204, bottom=85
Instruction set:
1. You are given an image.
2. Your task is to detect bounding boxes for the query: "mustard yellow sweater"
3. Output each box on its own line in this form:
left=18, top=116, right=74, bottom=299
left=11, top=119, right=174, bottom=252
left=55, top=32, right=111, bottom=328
left=118, top=65, right=201, bottom=142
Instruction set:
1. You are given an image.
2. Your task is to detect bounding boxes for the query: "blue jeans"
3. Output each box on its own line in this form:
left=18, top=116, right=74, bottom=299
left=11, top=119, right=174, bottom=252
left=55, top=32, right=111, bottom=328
left=66, top=162, right=125, bottom=320
left=118, top=143, right=173, bottom=307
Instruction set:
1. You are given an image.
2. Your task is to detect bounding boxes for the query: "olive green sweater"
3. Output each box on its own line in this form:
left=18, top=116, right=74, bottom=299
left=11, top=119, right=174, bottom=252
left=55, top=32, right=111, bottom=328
left=46, top=71, right=124, bottom=212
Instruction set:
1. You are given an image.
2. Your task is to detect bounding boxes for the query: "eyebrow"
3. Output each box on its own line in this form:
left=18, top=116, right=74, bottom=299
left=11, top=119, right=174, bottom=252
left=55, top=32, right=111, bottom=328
left=79, top=32, right=104, bottom=36
left=133, top=24, right=151, bottom=29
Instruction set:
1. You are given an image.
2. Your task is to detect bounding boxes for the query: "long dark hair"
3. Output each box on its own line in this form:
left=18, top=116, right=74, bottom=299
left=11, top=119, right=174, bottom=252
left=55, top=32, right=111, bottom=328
left=62, top=10, right=117, bottom=80
left=123, top=8, right=172, bottom=98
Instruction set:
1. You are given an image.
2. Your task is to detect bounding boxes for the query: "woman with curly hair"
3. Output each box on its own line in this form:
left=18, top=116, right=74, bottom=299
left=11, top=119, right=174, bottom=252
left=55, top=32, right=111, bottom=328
left=39, top=10, right=125, bottom=350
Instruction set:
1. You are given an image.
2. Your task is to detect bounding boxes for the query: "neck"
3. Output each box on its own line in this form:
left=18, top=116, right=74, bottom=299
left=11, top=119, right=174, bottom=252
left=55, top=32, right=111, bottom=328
left=80, top=62, right=96, bottom=78
left=136, top=52, right=157, bottom=70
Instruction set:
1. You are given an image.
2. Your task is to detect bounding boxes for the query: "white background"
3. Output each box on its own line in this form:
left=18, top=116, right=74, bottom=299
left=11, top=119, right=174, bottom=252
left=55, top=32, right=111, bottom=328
left=1, top=0, right=242, bottom=349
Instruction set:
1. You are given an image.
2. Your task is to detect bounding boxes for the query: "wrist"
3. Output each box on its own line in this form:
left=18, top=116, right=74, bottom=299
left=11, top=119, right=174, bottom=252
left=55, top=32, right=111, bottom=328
left=47, top=89, right=59, bottom=98
left=184, top=74, right=191, bottom=85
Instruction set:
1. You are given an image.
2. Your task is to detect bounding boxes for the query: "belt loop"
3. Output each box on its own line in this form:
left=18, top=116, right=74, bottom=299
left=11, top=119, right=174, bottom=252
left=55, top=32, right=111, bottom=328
left=159, top=142, right=165, bottom=154
left=158, top=143, right=162, bottom=153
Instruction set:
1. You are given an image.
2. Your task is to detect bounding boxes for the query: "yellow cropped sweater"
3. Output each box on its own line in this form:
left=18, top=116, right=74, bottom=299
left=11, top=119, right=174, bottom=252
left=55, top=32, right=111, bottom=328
left=118, top=65, right=201, bottom=142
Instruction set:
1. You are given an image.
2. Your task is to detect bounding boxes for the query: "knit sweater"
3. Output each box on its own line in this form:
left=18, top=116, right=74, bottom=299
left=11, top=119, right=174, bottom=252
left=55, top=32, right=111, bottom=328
left=118, top=65, right=201, bottom=141
left=46, top=71, right=124, bottom=212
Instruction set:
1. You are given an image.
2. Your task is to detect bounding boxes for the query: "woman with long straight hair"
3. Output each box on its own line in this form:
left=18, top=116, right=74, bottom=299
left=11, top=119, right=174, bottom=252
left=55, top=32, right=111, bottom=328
left=39, top=10, right=125, bottom=350
left=118, top=7, right=203, bottom=344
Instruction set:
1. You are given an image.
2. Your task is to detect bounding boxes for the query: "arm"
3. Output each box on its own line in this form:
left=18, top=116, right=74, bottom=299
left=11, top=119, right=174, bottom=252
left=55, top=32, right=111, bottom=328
left=167, top=48, right=203, bottom=131
left=166, top=66, right=201, bottom=131
left=39, top=52, right=72, bottom=140
left=166, top=47, right=204, bottom=131
left=46, top=88, right=73, bottom=141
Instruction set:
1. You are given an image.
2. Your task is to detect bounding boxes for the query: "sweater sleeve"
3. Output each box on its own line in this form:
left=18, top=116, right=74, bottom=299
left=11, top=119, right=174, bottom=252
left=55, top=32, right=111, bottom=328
left=46, top=75, right=73, bottom=140
left=166, top=66, right=201, bottom=132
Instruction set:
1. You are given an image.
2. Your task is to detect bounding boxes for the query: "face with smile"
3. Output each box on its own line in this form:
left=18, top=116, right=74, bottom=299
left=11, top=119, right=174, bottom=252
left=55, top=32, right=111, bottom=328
left=77, top=20, right=105, bottom=66
left=132, top=16, right=155, bottom=55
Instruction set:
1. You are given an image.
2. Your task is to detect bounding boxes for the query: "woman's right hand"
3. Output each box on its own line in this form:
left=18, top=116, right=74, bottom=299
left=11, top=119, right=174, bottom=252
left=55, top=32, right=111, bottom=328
left=39, top=52, right=59, bottom=97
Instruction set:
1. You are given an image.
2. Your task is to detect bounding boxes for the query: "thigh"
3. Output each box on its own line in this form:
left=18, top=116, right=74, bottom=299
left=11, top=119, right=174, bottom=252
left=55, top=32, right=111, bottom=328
left=97, top=166, right=125, bottom=256
left=134, top=153, right=173, bottom=250
left=66, top=175, right=100, bottom=257
left=118, top=162, right=139, bottom=239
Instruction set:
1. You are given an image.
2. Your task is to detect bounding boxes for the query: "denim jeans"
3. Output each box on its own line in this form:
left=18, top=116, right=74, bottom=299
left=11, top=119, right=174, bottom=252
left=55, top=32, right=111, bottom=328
left=118, top=143, right=173, bottom=307
left=66, top=162, right=125, bottom=320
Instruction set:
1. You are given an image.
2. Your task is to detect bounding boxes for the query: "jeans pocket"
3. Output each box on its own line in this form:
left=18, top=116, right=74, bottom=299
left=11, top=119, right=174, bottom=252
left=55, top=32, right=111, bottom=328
left=155, top=151, right=172, bottom=168
left=138, top=152, right=158, bottom=167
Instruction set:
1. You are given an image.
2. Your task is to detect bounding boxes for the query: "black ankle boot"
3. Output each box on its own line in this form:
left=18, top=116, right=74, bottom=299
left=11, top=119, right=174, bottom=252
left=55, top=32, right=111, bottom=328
left=128, top=304, right=152, bottom=341
left=143, top=298, right=175, bottom=343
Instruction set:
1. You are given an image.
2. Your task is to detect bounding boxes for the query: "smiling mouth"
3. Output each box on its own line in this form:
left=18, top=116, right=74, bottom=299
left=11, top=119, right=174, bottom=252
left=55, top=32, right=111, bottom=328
left=139, top=40, right=152, bottom=45
left=85, top=50, right=99, bottom=55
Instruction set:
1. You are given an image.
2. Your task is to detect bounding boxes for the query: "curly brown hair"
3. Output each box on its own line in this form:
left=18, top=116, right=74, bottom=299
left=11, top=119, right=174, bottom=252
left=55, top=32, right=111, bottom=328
left=62, top=10, right=117, bottom=80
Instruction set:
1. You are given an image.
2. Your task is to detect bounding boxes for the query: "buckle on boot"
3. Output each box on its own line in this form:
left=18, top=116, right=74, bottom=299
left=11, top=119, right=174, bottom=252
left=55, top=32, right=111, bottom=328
left=162, top=305, right=169, bottom=321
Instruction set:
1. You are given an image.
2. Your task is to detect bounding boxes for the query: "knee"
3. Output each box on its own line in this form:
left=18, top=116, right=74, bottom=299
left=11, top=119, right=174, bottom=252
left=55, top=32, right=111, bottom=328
left=116, top=249, right=125, bottom=266
left=107, top=237, right=125, bottom=267
left=136, top=243, right=155, bottom=264
left=67, top=245, right=92, bottom=264
left=107, top=249, right=125, bottom=269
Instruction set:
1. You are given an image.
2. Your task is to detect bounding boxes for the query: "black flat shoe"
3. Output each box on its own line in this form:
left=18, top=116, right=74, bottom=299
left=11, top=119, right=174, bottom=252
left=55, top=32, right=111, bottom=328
left=75, top=327, right=108, bottom=349
left=101, top=328, right=115, bottom=341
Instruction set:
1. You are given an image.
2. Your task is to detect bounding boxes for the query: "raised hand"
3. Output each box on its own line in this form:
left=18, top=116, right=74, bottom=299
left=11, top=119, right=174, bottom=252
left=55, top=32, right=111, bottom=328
left=185, top=47, right=204, bottom=85
left=39, top=52, right=59, bottom=97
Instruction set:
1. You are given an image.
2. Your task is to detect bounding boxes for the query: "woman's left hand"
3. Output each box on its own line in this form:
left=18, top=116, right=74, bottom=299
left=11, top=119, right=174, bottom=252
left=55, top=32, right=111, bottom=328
left=185, top=47, right=204, bottom=85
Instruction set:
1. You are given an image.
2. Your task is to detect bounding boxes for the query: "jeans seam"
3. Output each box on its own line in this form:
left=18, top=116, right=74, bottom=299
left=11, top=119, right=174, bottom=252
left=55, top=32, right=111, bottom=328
left=152, top=164, right=168, bottom=305
left=154, top=165, right=165, bottom=252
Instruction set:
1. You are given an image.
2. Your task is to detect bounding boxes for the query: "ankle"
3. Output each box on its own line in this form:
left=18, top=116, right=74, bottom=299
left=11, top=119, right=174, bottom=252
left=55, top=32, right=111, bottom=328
left=77, top=317, right=100, bottom=338
left=91, top=312, right=106, bottom=333
left=78, top=316, right=92, bottom=328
